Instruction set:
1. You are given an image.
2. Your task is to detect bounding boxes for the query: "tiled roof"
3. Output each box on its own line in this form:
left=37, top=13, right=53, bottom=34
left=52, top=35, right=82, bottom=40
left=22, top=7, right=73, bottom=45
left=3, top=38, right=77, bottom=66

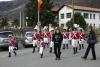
left=67, top=4, right=100, bottom=12
left=51, top=6, right=60, bottom=12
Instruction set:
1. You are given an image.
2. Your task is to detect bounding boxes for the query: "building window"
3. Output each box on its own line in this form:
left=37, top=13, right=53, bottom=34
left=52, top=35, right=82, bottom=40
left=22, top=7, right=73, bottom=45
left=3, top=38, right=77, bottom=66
left=93, top=14, right=95, bottom=19
left=84, top=13, right=89, bottom=19
left=90, top=14, right=92, bottom=19
left=61, top=24, right=64, bottom=27
left=66, top=13, right=71, bottom=18
left=61, top=14, right=64, bottom=19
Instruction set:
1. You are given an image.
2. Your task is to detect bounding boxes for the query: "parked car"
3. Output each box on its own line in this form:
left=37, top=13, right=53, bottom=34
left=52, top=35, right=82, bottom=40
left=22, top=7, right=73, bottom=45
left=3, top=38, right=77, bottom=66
left=0, top=31, right=18, bottom=50
left=23, top=31, right=34, bottom=48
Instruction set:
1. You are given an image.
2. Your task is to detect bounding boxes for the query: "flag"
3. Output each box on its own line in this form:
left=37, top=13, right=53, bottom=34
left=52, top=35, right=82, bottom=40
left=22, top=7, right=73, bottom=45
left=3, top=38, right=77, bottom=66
left=38, top=0, right=43, bottom=12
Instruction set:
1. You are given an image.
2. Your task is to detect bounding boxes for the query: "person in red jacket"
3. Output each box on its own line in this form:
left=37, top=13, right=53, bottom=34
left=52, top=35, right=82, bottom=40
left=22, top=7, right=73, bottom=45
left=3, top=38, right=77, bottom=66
left=62, top=28, right=69, bottom=49
left=78, top=29, right=85, bottom=50
left=71, top=28, right=79, bottom=54
left=32, top=29, right=40, bottom=53
left=8, top=35, right=17, bottom=57
left=42, top=29, right=51, bottom=48
left=39, top=37, right=44, bottom=58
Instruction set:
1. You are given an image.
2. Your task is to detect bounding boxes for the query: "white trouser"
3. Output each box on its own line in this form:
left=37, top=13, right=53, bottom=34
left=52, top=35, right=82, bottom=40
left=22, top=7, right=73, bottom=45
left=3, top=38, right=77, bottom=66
left=33, top=40, right=38, bottom=47
left=79, top=39, right=85, bottom=45
left=44, top=37, right=49, bottom=44
left=9, top=46, right=14, bottom=52
left=39, top=47, right=44, bottom=54
left=62, top=38, right=68, bottom=44
left=50, top=41, right=54, bottom=48
left=72, top=39, right=78, bottom=47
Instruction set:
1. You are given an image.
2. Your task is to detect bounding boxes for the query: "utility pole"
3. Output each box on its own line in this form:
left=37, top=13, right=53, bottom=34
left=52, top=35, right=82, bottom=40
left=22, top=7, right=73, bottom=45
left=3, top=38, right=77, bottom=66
left=19, top=11, right=22, bottom=29
left=72, top=0, right=74, bottom=25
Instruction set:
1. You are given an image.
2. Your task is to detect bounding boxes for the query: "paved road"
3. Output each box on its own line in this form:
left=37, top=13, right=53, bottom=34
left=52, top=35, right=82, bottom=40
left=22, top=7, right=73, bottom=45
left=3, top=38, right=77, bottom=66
left=0, top=42, right=100, bottom=67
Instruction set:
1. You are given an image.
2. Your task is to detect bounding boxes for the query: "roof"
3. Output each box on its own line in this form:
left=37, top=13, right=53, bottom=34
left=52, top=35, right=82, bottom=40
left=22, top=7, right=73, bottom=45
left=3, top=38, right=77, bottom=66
left=51, top=6, right=60, bottom=12
left=66, top=4, right=100, bottom=12
left=51, top=4, right=100, bottom=12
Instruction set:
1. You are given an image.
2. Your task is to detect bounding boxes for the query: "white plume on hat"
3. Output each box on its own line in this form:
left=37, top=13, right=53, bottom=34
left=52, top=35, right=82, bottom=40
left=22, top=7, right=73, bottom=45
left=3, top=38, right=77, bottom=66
left=43, top=26, right=48, bottom=30
left=50, top=28, right=54, bottom=31
left=34, top=25, right=38, bottom=30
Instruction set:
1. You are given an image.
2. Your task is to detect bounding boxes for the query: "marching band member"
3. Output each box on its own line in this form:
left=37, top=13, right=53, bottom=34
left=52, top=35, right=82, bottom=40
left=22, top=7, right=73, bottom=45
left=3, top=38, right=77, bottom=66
left=68, top=29, right=72, bottom=45
left=39, top=37, right=44, bottom=58
left=62, top=27, right=69, bottom=49
left=42, top=29, right=51, bottom=48
left=71, top=28, right=79, bottom=54
left=79, top=29, right=85, bottom=50
left=32, top=28, right=40, bottom=53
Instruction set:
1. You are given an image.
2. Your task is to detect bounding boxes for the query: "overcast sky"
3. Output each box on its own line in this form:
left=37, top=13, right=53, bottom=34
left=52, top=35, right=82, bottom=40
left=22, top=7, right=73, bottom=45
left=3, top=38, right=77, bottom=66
left=0, top=0, right=15, bottom=2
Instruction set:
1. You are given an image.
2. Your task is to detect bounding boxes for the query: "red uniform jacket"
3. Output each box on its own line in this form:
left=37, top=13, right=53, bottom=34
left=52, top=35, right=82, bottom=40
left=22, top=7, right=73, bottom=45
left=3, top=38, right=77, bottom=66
left=42, top=32, right=51, bottom=39
left=62, top=32, right=69, bottom=39
left=33, top=33, right=40, bottom=40
left=68, top=32, right=72, bottom=39
left=79, top=33, right=85, bottom=40
left=71, top=31, right=79, bottom=39
left=9, top=39, right=15, bottom=46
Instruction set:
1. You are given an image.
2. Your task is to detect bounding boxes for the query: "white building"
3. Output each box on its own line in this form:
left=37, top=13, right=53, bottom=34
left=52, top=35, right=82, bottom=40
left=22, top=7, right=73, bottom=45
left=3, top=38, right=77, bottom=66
left=59, top=4, right=100, bottom=29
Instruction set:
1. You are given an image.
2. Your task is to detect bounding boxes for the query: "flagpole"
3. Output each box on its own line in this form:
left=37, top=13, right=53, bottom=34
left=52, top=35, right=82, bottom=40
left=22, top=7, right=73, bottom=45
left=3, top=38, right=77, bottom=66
left=38, top=10, right=40, bottom=33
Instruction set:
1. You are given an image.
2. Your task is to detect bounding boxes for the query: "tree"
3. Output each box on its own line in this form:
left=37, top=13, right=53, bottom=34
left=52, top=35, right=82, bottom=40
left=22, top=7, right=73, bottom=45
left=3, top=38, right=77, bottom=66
left=12, top=18, right=19, bottom=27
left=66, top=13, right=87, bottom=30
left=25, top=0, right=55, bottom=27
left=1, top=17, right=8, bottom=28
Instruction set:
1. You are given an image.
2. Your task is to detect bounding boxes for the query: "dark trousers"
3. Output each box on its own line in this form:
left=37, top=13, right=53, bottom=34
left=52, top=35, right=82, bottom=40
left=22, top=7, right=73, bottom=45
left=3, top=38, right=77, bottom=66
left=54, top=44, right=61, bottom=59
left=84, top=44, right=96, bottom=59
left=33, top=46, right=35, bottom=53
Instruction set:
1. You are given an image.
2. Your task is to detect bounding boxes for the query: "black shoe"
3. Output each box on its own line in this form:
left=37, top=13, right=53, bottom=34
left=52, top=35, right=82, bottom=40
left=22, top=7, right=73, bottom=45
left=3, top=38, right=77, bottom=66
left=81, top=56, right=86, bottom=60
left=58, top=58, right=61, bottom=61
left=8, top=55, right=11, bottom=57
left=66, top=45, right=68, bottom=49
left=40, top=54, right=43, bottom=58
left=14, top=52, right=17, bottom=56
left=55, top=57, right=58, bottom=60
left=8, top=52, right=11, bottom=57
left=32, top=51, right=35, bottom=53
left=91, top=58, right=96, bottom=60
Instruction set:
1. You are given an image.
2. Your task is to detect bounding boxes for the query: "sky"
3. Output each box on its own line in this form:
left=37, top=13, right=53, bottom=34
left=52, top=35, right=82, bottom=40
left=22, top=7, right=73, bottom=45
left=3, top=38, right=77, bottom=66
left=0, top=0, right=15, bottom=2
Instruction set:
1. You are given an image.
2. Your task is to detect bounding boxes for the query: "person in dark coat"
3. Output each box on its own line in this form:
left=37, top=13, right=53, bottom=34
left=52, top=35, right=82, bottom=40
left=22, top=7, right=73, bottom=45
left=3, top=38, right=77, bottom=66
left=53, top=28, right=63, bottom=60
left=81, top=27, right=97, bottom=60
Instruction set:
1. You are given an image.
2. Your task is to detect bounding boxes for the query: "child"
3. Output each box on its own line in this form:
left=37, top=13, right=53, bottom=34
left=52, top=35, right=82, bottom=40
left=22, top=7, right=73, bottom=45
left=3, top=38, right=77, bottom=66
left=8, top=35, right=17, bottom=57
left=39, top=37, right=44, bottom=58
left=32, top=37, right=38, bottom=53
